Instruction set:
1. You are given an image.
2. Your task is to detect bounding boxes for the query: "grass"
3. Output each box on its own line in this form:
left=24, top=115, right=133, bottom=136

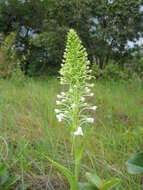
left=0, top=77, right=143, bottom=189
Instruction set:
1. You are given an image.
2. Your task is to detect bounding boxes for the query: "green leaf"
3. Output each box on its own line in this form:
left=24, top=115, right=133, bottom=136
left=1, top=170, right=9, bottom=186
left=126, top=151, right=143, bottom=174
left=0, top=163, right=7, bottom=177
left=79, top=182, right=98, bottom=190
left=3, top=175, right=20, bottom=190
left=86, top=172, right=103, bottom=188
left=101, top=178, right=120, bottom=190
left=44, top=154, right=77, bottom=189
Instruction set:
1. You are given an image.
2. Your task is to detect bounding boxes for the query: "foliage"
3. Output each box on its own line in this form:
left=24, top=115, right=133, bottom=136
left=124, top=57, right=143, bottom=79
left=92, top=62, right=102, bottom=79
left=0, top=162, right=19, bottom=190
left=101, top=62, right=126, bottom=81
left=79, top=172, right=120, bottom=190
left=10, top=61, right=26, bottom=86
left=126, top=152, right=143, bottom=174
left=0, top=32, right=20, bottom=78
left=0, top=0, right=142, bottom=74
left=0, top=78, right=142, bottom=189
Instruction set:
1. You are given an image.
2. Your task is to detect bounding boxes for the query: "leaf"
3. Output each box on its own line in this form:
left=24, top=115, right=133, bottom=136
left=3, top=175, right=20, bottom=190
left=0, top=163, right=7, bottom=177
left=44, top=154, right=77, bottom=189
left=86, top=172, right=103, bottom=188
left=101, top=178, right=120, bottom=190
left=126, top=152, right=143, bottom=174
left=79, top=182, right=98, bottom=190
left=1, top=170, right=9, bottom=186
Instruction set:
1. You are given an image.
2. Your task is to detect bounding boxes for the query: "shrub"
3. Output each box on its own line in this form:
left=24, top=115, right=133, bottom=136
left=124, top=58, right=143, bottom=80
left=92, top=62, right=102, bottom=79
left=102, top=62, right=126, bottom=81
left=0, top=32, right=18, bottom=78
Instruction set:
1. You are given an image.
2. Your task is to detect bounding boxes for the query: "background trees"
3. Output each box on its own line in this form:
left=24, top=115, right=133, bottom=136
left=0, top=0, right=143, bottom=76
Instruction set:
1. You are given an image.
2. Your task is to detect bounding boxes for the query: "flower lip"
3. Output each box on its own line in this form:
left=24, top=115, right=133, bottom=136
left=80, top=97, right=85, bottom=102
left=57, top=94, right=62, bottom=98
left=85, top=87, right=90, bottom=93
left=92, top=106, right=97, bottom=111
left=54, top=109, right=60, bottom=113
left=71, top=104, right=76, bottom=109
left=74, top=127, right=83, bottom=136
left=61, top=92, right=66, bottom=96
left=56, top=100, right=61, bottom=105
left=89, top=93, right=94, bottom=97
left=56, top=113, right=64, bottom=122
left=86, top=117, right=94, bottom=123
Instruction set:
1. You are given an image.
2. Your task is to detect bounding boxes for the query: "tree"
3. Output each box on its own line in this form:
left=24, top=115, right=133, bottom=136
left=90, top=0, right=143, bottom=68
left=0, top=0, right=143, bottom=74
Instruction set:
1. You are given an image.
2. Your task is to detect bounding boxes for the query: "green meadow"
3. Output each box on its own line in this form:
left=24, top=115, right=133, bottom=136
left=0, top=78, right=142, bottom=189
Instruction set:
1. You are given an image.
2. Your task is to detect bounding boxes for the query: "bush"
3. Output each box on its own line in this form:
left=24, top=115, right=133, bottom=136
left=10, top=61, right=26, bottom=86
left=92, top=62, right=102, bottom=79
left=102, top=62, right=127, bottom=81
left=124, top=58, right=143, bottom=80
left=0, top=32, right=18, bottom=78
left=92, top=59, right=143, bottom=81
left=92, top=61, right=128, bottom=81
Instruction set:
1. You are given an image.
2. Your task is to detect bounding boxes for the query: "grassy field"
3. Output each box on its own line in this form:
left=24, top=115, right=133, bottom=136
left=0, top=77, right=143, bottom=190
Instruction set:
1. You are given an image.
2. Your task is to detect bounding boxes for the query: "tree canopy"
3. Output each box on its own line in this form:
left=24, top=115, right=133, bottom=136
left=0, top=0, right=143, bottom=75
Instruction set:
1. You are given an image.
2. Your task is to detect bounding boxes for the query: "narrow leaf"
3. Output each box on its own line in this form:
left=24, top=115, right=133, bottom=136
left=101, top=178, right=120, bottom=190
left=0, top=164, right=7, bottom=177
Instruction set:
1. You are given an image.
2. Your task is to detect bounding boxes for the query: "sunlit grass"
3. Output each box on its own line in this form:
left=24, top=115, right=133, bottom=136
left=0, top=78, right=142, bottom=189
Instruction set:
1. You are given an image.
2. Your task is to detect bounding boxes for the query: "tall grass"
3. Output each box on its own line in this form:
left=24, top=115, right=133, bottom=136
left=0, top=78, right=142, bottom=189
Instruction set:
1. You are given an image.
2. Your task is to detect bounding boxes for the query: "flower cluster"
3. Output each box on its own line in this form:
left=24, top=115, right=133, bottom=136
left=55, top=29, right=97, bottom=137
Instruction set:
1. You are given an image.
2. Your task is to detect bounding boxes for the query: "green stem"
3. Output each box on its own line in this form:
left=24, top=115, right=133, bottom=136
left=74, top=138, right=79, bottom=182
left=72, top=86, right=81, bottom=190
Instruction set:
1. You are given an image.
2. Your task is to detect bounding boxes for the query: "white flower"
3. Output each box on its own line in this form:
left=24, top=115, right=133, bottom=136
left=85, top=87, right=90, bottom=93
left=74, top=127, right=83, bottom=136
left=92, top=106, right=97, bottom=111
left=56, top=113, right=64, bottom=122
left=61, top=99, right=66, bottom=103
left=54, top=109, right=60, bottom=113
left=90, top=83, right=94, bottom=87
left=89, top=93, right=94, bottom=97
left=69, top=88, right=73, bottom=92
left=61, top=92, right=65, bottom=96
left=80, top=97, right=85, bottom=102
left=60, top=78, right=64, bottom=84
left=71, top=104, right=76, bottom=109
left=86, top=117, right=94, bottom=123
left=57, top=94, right=62, bottom=98
left=84, top=102, right=88, bottom=106
left=56, top=100, right=61, bottom=105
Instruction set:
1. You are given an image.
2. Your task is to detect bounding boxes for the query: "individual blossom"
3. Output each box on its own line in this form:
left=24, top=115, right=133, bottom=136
left=56, top=113, right=64, bottom=122
left=86, top=117, right=94, bottom=123
left=74, top=127, right=83, bottom=136
left=91, top=106, right=97, bottom=111
left=54, top=109, right=60, bottom=113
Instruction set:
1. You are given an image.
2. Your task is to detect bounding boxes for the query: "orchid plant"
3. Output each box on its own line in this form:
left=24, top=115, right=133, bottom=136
left=45, top=29, right=119, bottom=190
